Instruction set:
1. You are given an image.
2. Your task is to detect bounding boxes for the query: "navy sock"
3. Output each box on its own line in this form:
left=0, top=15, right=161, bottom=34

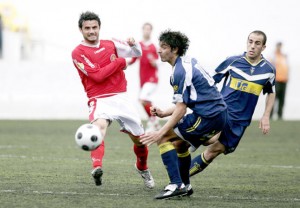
left=178, top=151, right=191, bottom=185
left=159, top=142, right=182, bottom=186
left=190, top=152, right=211, bottom=177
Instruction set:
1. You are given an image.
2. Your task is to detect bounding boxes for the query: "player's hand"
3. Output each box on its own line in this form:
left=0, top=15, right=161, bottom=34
left=126, top=37, right=136, bottom=47
left=259, top=115, right=270, bottom=135
left=151, top=106, right=164, bottom=118
left=140, top=131, right=162, bottom=146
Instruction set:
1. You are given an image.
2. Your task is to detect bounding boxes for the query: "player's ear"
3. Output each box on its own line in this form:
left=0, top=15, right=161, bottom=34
left=172, top=47, right=179, bottom=54
left=262, top=45, right=266, bottom=51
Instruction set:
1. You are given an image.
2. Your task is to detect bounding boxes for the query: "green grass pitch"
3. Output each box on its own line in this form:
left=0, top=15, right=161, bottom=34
left=0, top=120, right=299, bottom=208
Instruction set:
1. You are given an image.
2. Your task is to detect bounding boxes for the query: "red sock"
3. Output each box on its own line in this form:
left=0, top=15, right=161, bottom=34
left=143, top=102, right=152, bottom=117
left=91, top=140, right=105, bottom=168
left=134, top=144, right=148, bottom=171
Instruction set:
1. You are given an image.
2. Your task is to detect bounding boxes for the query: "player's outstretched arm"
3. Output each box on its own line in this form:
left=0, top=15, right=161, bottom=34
left=140, top=103, right=186, bottom=146
left=113, top=38, right=142, bottom=58
left=259, top=92, right=276, bottom=134
left=72, top=50, right=126, bottom=83
left=151, top=106, right=176, bottom=118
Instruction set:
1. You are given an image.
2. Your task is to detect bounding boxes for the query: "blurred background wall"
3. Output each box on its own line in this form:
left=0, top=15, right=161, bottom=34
left=0, top=0, right=299, bottom=120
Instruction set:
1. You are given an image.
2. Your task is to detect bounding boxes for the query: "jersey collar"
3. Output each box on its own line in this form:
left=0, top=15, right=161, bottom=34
left=243, top=52, right=265, bottom=66
left=80, top=40, right=101, bottom=48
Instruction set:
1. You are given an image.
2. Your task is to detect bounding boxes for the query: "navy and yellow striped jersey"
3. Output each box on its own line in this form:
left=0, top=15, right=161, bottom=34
left=213, top=52, right=276, bottom=126
left=171, top=56, right=227, bottom=118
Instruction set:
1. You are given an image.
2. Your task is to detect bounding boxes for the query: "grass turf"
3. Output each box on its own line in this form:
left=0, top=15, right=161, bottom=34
left=0, top=120, right=299, bottom=208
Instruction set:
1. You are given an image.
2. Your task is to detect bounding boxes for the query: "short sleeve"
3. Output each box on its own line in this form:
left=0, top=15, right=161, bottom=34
left=171, top=67, right=187, bottom=104
left=213, top=56, right=239, bottom=83
left=263, top=72, right=276, bottom=94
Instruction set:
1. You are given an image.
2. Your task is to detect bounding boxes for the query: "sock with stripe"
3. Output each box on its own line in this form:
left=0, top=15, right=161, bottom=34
left=159, top=142, right=182, bottom=186
left=178, top=150, right=191, bottom=185
left=133, top=144, right=148, bottom=171
left=91, top=140, right=105, bottom=168
left=190, top=152, right=211, bottom=177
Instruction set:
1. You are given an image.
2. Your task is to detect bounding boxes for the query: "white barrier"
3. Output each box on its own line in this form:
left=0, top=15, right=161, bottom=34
left=0, top=59, right=299, bottom=120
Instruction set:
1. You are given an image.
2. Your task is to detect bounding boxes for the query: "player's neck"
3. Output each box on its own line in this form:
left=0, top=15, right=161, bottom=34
left=142, top=38, right=151, bottom=45
left=83, top=39, right=100, bottom=47
left=245, top=54, right=262, bottom=65
left=169, top=55, right=179, bottom=66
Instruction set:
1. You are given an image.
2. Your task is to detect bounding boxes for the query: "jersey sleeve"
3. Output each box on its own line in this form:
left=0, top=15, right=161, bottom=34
left=263, top=68, right=276, bottom=94
left=172, top=65, right=189, bottom=104
left=72, top=49, right=126, bottom=83
left=112, top=39, right=142, bottom=58
left=128, top=57, right=138, bottom=65
left=212, top=56, right=237, bottom=83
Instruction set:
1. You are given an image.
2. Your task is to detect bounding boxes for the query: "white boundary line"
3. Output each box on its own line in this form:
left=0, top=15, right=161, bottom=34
left=1, top=155, right=299, bottom=169
left=0, top=189, right=299, bottom=202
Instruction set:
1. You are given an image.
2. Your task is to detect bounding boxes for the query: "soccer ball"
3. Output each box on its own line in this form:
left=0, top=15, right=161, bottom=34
left=75, top=124, right=103, bottom=151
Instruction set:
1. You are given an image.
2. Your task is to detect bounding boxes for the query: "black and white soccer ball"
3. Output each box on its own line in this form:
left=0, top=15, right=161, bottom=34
left=75, top=124, right=103, bottom=151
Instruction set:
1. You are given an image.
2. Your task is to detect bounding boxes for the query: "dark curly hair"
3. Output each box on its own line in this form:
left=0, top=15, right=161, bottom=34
left=159, top=30, right=190, bottom=56
left=78, top=11, right=101, bottom=29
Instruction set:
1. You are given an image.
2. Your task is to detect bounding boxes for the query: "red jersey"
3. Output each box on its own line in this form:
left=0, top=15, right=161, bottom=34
left=129, top=41, right=158, bottom=87
left=72, top=40, right=141, bottom=99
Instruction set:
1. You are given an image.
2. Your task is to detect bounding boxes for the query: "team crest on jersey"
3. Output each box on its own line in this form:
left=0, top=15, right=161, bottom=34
left=76, top=62, right=84, bottom=70
left=73, top=59, right=87, bottom=75
left=250, top=67, right=255, bottom=74
left=173, top=85, right=178, bottom=92
left=110, top=54, right=117, bottom=62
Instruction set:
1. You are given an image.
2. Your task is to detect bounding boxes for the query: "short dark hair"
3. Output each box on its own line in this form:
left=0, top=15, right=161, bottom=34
left=276, top=42, right=282, bottom=47
left=78, top=11, right=101, bottom=28
left=248, top=30, right=267, bottom=45
left=159, top=30, right=190, bottom=56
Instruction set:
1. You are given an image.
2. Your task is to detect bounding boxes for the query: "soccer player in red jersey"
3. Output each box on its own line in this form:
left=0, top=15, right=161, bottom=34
left=128, top=23, right=160, bottom=132
left=71, top=11, right=154, bottom=188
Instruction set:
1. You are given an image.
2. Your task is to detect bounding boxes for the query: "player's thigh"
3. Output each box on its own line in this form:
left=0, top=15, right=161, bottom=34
left=218, top=122, right=247, bottom=154
left=203, top=132, right=221, bottom=146
left=157, top=128, right=179, bottom=146
left=174, top=111, right=226, bottom=150
left=113, top=94, right=145, bottom=136
left=92, top=118, right=110, bottom=138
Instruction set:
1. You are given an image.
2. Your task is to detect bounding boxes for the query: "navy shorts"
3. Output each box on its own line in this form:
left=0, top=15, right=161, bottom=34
left=218, top=119, right=247, bottom=154
left=174, top=110, right=227, bottom=150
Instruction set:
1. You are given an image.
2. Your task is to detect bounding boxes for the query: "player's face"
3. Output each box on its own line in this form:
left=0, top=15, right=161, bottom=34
left=143, top=25, right=152, bottom=40
left=158, top=41, right=177, bottom=65
left=80, top=20, right=100, bottom=44
left=246, top=33, right=266, bottom=60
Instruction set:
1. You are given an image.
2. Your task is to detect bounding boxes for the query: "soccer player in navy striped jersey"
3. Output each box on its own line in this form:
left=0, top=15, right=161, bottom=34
left=140, top=30, right=227, bottom=199
left=189, top=31, right=276, bottom=177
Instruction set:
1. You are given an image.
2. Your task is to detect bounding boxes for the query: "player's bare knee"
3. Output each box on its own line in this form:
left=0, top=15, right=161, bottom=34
left=204, top=132, right=221, bottom=146
left=172, top=140, right=189, bottom=153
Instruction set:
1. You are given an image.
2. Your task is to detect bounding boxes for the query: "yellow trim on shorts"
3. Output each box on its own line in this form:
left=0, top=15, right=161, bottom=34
left=186, top=117, right=202, bottom=132
left=159, top=142, right=175, bottom=155
left=177, top=150, right=190, bottom=158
